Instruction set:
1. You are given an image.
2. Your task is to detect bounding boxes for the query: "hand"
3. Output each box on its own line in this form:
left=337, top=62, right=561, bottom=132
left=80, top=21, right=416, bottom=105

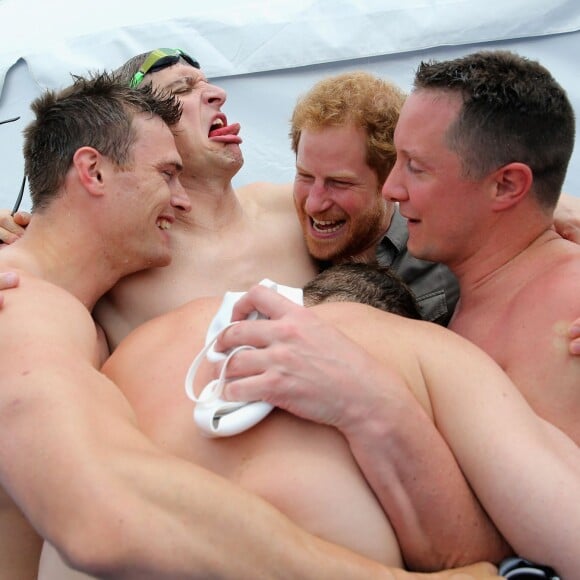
left=570, top=318, right=580, bottom=355
left=553, top=193, right=580, bottom=243
left=215, top=285, right=402, bottom=432
left=0, top=210, right=31, bottom=244
left=0, top=272, right=20, bottom=308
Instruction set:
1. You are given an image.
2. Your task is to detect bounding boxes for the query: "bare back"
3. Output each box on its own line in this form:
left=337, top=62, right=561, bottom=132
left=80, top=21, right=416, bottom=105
left=37, top=292, right=580, bottom=577
left=99, top=296, right=403, bottom=568
left=40, top=295, right=521, bottom=579
left=94, top=182, right=317, bottom=350
left=450, top=236, right=580, bottom=443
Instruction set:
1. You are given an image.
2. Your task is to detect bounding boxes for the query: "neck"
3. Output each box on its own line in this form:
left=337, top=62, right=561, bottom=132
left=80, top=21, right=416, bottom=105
left=452, top=226, right=559, bottom=307
left=177, top=174, right=245, bottom=231
left=14, top=212, right=129, bottom=311
left=349, top=202, right=396, bottom=264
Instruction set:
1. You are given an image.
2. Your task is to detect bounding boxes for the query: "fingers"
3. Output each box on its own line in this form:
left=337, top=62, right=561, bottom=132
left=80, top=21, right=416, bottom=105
left=230, top=285, right=304, bottom=322
left=214, top=318, right=278, bottom=354
left=13, top=211, right=32, bottom=228
left=0, top=271, right=19, bottom=289
left=0, top=271, right=20, bottom=309
left=570, top=320, right=580, bottom=355
left=0, top=210, right=28, bottom=243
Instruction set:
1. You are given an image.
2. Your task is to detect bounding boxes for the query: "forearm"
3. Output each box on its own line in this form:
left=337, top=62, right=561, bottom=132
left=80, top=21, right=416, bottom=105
left=341, top=368, right=510, bottom=570
left=1, top=379, right=391, bottom=579
left=66, top=451, right=401, bottom=579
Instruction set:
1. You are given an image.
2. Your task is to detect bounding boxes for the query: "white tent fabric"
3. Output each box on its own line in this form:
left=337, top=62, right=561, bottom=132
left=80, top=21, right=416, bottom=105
left=1, top=0, right=579, bottom=211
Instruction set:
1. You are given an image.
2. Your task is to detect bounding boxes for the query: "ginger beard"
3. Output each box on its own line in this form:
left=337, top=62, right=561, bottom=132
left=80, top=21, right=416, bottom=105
left=295, top=191, right=388, bottom=263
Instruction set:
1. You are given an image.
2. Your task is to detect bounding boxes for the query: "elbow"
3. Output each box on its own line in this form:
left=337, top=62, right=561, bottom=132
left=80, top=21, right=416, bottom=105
left=402, top=530, right=513, bottom=572
left=44, top=503, right=133, bottom=576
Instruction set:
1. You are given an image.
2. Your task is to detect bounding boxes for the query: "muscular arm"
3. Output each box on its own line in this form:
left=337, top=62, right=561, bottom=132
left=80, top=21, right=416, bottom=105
left=420, top=325, right=580, bottom=578
left=335, top=364, right=510, bottom=570
left=216, top=288, right=510, bottom=570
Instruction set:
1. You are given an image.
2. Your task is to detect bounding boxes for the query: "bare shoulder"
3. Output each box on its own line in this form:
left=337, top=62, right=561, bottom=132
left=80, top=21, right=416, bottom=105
left=0, top=272, right=98, bottom=367
left=312, top=301, right=476, bottom=364
left=310, top=302, right=504, bottom=416
left=526, top=241, right=580, bottom=318
left=104, top=295, right=222, bottom=376
left=0, top=272, right=106, bottom=430
left=236, top=181, right=294, bottom=214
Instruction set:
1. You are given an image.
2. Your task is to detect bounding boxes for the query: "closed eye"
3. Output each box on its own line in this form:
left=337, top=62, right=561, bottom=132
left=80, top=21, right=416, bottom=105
left=407, top=159, right=423, bottom=174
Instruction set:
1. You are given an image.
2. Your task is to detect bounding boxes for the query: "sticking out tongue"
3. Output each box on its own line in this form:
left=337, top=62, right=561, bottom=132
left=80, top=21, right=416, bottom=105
left=209, top=122, right=241, bottom=139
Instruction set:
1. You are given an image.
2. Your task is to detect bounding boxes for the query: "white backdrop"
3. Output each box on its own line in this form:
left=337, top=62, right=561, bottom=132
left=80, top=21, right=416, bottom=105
left=1, top=0, right=579, bottom=212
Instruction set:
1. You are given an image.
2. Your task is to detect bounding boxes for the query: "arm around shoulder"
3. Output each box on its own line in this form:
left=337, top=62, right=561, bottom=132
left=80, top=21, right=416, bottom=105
left=0, top=279, right=417, bottom=579
left=0, top=210, right=30, bottom=243
left=554, top=192, right=580, bottom=243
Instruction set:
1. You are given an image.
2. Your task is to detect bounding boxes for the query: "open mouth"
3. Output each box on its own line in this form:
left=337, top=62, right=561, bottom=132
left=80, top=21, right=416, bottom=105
left=208, top=115, right=241, bottom=142
left=209, top=117, right=225, bottom=137
left=311, top=217, right=346, bottom=234
left=156, top=217, right=172, bottom=230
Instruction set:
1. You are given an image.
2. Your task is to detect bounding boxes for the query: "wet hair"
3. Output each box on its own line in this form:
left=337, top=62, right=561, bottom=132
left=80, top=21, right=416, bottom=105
left=290, top=71, right=406, bottom=184
left=303, top=262, right=421, bottom=319
left=23, top=71, right=182, bottom=211
left=414, top=50, right=575, bottom=209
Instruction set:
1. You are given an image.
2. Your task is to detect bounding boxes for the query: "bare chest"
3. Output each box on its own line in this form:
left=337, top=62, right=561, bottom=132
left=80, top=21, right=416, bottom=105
left=96, top=220, right=317, bottom=349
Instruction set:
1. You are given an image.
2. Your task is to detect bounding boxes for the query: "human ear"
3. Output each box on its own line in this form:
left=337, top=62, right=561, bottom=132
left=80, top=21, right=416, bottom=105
left=490, top=162, right=533, bottom=211
left=72, top=147, right=106, bottom=196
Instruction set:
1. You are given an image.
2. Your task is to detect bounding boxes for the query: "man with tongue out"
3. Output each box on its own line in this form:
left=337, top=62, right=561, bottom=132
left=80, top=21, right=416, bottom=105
left=89, top=48, right=319, bottom=350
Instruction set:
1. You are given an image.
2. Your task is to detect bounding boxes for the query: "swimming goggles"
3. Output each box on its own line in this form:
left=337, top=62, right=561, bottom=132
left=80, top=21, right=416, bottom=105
left=130, top=48, right=200, bottom=88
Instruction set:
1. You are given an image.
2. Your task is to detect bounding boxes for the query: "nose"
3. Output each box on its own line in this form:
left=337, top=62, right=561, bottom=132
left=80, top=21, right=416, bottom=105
left=170, top=180, right=192, bottom=214
left=205, top=82, right=227, bottom=108
left=303, top=180, right=333, bottom=214
left=381, top=161, right=407, bottom=203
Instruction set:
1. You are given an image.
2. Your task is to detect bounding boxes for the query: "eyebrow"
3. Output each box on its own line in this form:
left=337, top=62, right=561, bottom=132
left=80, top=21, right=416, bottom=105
left=295, top=164, right=358, bottom=181
left=164, top=74, right=207, bottom=91
left=160, top=158, right=184, bottom=173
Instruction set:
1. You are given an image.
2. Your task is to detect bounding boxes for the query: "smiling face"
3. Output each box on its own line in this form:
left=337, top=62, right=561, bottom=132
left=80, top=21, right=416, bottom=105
left=382, top=90, right=491, bottom=268
left=293, top=124, right=393, bottom=263
left=107, top=114, right=185, bottom=272
left=148, top=63, right=243, bottom=181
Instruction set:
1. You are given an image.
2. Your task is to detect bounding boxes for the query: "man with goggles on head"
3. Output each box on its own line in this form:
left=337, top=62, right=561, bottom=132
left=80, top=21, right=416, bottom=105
left=86, top=47, right=319, bottom=351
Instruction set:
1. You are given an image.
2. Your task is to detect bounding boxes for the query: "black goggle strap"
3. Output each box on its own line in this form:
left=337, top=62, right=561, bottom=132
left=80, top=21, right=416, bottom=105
left=130, top=48, right=200, bottom=88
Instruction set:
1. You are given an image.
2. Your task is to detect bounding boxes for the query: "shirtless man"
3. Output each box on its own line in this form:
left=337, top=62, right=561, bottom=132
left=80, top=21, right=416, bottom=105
left=0, top=50, right=460, bottom=350
left=383, top=49, right=580, bottom=440
left=38, top=265, right=505, bottom=579
left=209, top=50, right=580, bottom=577
left=0, top=73, right=433, bottom=580
left=93, top=48, right=317, bottom=350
